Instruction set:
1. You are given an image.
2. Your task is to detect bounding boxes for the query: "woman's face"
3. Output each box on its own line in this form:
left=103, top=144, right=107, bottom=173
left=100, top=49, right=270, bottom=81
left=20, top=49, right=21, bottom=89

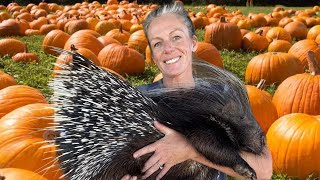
left=148, top=13, right=197, bottom=80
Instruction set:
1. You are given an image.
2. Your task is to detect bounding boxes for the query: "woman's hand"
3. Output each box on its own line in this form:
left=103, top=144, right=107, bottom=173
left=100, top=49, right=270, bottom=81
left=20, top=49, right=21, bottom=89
left=133, top=121, right=199, bottom=180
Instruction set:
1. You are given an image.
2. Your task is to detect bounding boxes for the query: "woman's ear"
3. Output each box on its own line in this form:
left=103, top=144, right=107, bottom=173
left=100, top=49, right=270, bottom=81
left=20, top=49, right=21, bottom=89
left=192, top=35, right=198, bottom=52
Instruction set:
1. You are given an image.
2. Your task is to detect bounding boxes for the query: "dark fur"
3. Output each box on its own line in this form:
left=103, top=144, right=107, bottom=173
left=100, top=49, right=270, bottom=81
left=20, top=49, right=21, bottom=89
left=52, top=50, right=265, bottom=180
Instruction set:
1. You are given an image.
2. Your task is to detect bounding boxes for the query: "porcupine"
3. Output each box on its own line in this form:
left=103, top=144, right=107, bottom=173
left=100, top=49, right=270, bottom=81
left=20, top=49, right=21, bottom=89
left=51, top=49, right=266, bottom=180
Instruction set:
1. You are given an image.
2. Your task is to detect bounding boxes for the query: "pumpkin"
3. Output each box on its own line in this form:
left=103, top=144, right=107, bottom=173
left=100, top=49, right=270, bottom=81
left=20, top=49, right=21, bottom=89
left=39, top=23, right=58, bottom=35
left=242, top=30, right=269, bottom=52
left=64, top=31, right=104, bottom=56
left=0, top=168, right=48, bottom=180
left=268, top=39, right=292, bottom=53
left=245, top=52, right=304, bottom=85
left=127, top=30, right=148, bottom=55
left=70, top=44, right=101, bottom=66
left=0, top=103, right=64, bottom=180
left=245, top=80, right=278, bottom=134
left=95, top=20, right=116, bottom=35
left=204, top=16, right=242, bottom=51
left=153, top=73, right=163, bottom=82
left=98, top=44, right=145, bottom=75
left=145, top=45, right=154, bottom=65
left=0, top=19, right=20, bottom=36
left=278, top=17, right=293, bottom=27
left=42, top=29, right=70, bottom=56
left=12, top=52, right=38, bottom=63
left=106, top=24, right=130, bottom=45
left=284, top=21, right=308, bottom=40
left=307, top=25, right=320, bottom=40
left=194, top=42, right=223, bottom=68
left=0, top=39, right=27, bottom=57
left=0, top=71, right=17, bottom=90
left=266, top=113, right=320, bottom=179
left=288, top=39, right=320, bottom=70
left=25, top=29, right=41, bottom=36
left=64, top=18, right=89, bottom=35
left=97, top=36, right=121, bottom=46
left=272, top=51, right=320, bottom=117
left=265, top=27, right=291, bottom=43
left=0, top=85, right=48, bottom=119
left=254, top=26, right=271, bottom=37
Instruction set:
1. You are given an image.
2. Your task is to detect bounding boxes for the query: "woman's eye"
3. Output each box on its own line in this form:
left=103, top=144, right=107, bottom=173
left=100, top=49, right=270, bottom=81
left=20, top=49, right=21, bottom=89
left=154, top=42, right=161, bottom=48
left=173, top=36, right=181, bottom=41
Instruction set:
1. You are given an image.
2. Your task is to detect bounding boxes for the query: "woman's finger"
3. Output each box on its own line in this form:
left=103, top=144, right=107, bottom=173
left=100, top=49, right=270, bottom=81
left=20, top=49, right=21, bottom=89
left=154, top=121, right=173, bottom=134
left=142, top=161, right=164, bottom=179
left=133, top=142, right=156, bottom=159
left=156, top=164, right=172, bottom=180
left=142, top=152, right=161, bottom=172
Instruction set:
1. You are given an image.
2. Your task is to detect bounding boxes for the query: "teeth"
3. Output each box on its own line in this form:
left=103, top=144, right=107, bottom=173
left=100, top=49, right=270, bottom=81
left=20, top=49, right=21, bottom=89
left=165, top=57, right=179, bottom=64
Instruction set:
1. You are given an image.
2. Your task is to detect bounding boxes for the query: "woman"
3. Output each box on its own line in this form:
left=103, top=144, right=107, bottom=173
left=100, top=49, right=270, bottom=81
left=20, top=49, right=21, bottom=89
left=123, top=3, right=272, bottom=180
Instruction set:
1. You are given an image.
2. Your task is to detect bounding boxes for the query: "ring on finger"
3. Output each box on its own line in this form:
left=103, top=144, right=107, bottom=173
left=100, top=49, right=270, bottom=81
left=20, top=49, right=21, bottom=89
left=158, top=163, right=164, bottom=170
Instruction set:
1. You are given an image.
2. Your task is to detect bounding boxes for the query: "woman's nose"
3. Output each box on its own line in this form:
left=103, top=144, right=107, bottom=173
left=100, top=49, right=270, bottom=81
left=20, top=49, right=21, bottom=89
left=163, top=41, right=174, bottom=54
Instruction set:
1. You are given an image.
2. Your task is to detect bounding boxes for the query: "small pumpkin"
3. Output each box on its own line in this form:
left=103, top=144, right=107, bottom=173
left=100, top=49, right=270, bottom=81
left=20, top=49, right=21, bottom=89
left=42, top=29, right=70, bottom=55
left=268, top=39, right=292, bottom=53
left=242, top=30, right=269, bottom=52
left=0, top=71, right=17, bottom=90
left=0, top=38, right=27, bottom=57
left=128, top=30, right=148, bottom=55
left=265, top=27, right=291, bottom=43
left=106, top=24, right=130, bottom=45
left=284, top=21, right=308, bottom=40
left=12, top=52, right=38, bottom=63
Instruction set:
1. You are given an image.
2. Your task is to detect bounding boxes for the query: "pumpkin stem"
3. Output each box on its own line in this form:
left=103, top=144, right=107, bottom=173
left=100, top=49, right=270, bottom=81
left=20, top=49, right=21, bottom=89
left=119, top=23, right=123, bottom=33
left=256, top=79, right=266, bottom=90
left=307, top=51, right=320, bottom=75
left=0, top=175, right=5, bottom=180
left=219, top=16, right=226, bottom=23
left=256, top=29, right=263, bottom=36
left=134, top=14, right=140, bottom=24
left=70, top=44, right=78, bottom=51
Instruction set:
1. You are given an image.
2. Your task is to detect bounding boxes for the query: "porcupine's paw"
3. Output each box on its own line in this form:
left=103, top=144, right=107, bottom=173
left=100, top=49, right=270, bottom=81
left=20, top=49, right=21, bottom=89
left=234, top=164, right=257, bottom=180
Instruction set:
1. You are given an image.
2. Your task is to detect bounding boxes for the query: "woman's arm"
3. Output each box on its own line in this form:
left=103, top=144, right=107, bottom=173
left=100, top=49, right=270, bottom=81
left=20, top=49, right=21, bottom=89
left=132, top=121, right=273, bottom=180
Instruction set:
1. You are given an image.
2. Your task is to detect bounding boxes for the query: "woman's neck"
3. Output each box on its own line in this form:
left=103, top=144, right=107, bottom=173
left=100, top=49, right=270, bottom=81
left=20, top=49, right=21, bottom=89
left=162, top=74, right=195, bottom=88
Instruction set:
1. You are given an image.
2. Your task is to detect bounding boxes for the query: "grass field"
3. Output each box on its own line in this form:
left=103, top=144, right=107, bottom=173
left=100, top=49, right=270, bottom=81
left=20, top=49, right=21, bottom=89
left=0, top=5, right=318, bottom=179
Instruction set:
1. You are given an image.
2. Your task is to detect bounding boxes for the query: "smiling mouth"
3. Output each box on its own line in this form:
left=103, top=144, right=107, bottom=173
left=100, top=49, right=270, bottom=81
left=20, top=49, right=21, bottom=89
left=164, top=56, right=180, bottom=64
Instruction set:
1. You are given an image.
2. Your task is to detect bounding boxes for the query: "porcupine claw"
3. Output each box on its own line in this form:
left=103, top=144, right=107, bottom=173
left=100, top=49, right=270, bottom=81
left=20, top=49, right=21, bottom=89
left=234, top=164, right=257, bottom=180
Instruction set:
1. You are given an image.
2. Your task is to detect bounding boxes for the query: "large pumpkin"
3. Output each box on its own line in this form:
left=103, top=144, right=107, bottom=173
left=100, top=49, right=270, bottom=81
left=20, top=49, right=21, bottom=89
left=98, top=44, right=145, bottom=75
left=0, top=85, right=48, bottom=119
left=272, top=51, right=320, bottom=117
left=242, top=30, right=269, bottom=52
left=0, top=168, right=48, bottom=180
left=246, top=82, right=278, bottom=134
left=245, top=52, right=304, bottom=85
left=0, top=71, right=17, bottom=90
left=0, top=103, right=64, bottom=180
left=204, top=16, right=242, bottom=51
left=42, top=29, right=70, bottom=56
left=267, top=113, right=320, bottom=179
left=127, top=30, right=148, bottom=55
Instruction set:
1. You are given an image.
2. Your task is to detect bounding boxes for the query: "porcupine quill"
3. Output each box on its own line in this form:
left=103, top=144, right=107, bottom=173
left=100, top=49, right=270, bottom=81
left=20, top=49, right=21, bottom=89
left=50, top=48, right=266, bottom=180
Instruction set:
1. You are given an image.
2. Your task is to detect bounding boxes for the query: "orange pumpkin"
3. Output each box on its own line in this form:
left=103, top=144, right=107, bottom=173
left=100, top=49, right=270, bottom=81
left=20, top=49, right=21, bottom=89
left=194, top=42, right=223, bottom=68
left=0, top=38, right=27, bottom=57
left=98, top=44, right=145, bottom=75
left=127, top=30, right=148, bottom=55
left=307, top=25, right=320, bottom=40
left=272, top=51, right=320, bottom=117
left=0, top=71, right=17, bottom=90
left=284, top=21, right=308, bottom=40
left=204, top=16, right=242, bottom=51
left=0, top=85, right=48, bottom=119
left=42, top=29, right=70, bottom=55
left=0, top=168, right=48, bottom=180
left=267, top=113, right=320, bottom=179
left=265, top=27, right=291, bottom=43
left=0, top=103, right=64, bottom=180
left=245, top=52, right=304, bottom=85
left=106, top=24, right=130, bottom=45
left=12, top=52, right=38, bottom=63
left=288, top=39, right=320, bottom=70
left=268, top=39, right=292, bottom=53
left=242, top=30, right=269, bottom=52
left=246, top=82, right=278, bottom=134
